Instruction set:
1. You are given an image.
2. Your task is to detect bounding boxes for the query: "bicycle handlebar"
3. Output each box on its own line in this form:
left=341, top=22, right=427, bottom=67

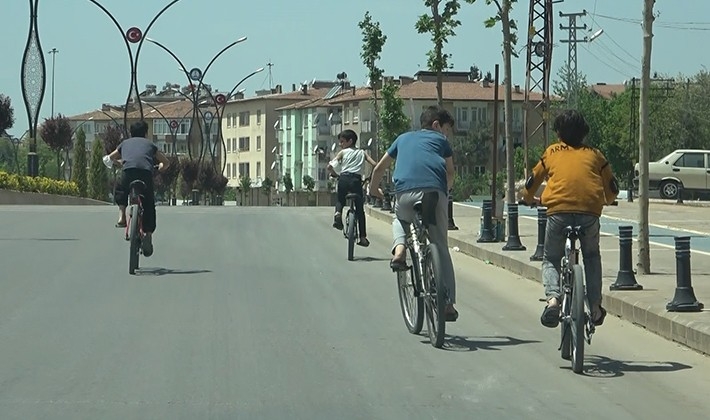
left=517, top=199, right=618, bottom=208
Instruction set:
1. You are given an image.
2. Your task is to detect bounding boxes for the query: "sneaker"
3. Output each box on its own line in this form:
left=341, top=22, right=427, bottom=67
left=142, top=233, right=154, bottom=257
left=332, top=214, right=343, bottom=230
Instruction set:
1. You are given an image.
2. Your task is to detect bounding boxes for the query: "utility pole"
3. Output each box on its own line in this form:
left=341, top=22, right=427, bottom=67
left=48, top=48, right=59, bottom=118
left=638, top=0, right=655, bottom=275
left=559, top=11, right=587, bottom=108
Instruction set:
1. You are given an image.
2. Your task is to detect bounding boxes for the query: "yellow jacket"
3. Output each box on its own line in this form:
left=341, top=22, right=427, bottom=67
left=523, top=142, right=618, bottom=217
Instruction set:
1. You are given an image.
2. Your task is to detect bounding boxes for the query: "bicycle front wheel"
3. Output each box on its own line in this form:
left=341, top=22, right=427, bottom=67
left=571, top=264, right=586, bottom=373
left=346, top=211, right=356, bottom=261
left=423, top=242, right=446, bottom=348
left=128, top=205, right=141, bottom=275
left=397, top=245, right=424, bottom=334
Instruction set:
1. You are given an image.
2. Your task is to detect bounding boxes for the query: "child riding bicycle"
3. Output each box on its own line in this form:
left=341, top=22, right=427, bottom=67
left=370, top=106, right=458, bottom=322
left=521, top=109, right=619, bottom=328
left=327, top=129, right=377, bottom=247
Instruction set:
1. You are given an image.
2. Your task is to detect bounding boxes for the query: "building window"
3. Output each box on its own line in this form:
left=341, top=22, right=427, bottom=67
left=227, top=164, right=231, bottom=178
left=256, top=109, right=262, bottom=124
left=232, top=163, right=237, bottom=179
left=227, top=113, right=232, bottom=128
left=239, top=136, right=250, bottom=152
left=256, top=135, right=262, bottom=151
left=239, top=111, right=250, bottom=126
left=226, top=137, right=231, bottom=152
left=256, top=162, right=261, bottom=178
left=239, top=162, right=250, bottom=178
left=232, top=138, right=237, bottom=151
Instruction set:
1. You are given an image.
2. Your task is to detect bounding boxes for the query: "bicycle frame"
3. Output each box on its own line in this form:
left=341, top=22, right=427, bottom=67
left=125, top=186, right=145, bottom=240
left=407, top=212, right=429, bottom=294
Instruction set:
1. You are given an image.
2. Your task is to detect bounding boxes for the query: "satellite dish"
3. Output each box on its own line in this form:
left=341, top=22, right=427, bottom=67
left=331, top=143, right=337, bottom=152
left=271, top=146, right=277, bottom=153
left=313, top=145, right=320, bottom=154
left=273, top=120, right=280, bottom=129
left=367, top=138, right=373, bottom=148
left=270, top=161, right=276, bottom=170
left=328, top=113, right=333, bottom=122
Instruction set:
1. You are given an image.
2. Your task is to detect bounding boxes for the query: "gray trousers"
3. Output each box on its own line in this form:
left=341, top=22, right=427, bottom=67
left=391, top=189, right=456, bottom=304
left=542, top=213, right=602, bottom=307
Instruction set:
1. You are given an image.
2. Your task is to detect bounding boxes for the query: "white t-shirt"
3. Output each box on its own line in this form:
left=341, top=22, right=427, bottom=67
left=339, top=148, right=366, bottom=175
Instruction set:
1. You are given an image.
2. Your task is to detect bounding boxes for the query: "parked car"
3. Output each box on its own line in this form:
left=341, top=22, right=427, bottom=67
left=634, top=149, right=710, bottom=199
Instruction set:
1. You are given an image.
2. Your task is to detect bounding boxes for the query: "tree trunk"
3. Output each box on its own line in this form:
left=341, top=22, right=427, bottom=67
left=637, top=0, right=655, bottom=274
left=501, top=1, right=515, bottom=204
left=432, top=1, right=444, bottom=107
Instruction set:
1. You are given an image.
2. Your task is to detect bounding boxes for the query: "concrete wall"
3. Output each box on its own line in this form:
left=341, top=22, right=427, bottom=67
left=0, top=190, right=110, bottom=205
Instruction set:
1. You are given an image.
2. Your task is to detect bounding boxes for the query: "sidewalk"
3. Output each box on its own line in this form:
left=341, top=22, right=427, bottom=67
left=365, top=200, right=710, bottom=356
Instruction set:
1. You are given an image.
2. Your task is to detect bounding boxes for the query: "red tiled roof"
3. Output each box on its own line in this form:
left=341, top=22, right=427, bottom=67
left=227, top=87, right=333, bottom=105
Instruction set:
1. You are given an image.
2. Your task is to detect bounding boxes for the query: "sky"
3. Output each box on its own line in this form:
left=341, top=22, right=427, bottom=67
left=1, top=0, right=709, bottom=138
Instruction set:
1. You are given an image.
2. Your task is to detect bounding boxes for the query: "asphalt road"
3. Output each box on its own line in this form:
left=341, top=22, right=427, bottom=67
left=0, top=205, right=708, bottom=419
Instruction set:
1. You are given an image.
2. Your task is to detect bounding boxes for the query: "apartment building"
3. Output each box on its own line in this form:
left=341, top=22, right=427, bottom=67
left=327, top=70, right=546, bottom=175
left=220, top=82, right=334, bottom=188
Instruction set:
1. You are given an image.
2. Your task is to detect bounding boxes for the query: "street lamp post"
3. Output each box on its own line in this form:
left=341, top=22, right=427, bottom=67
left=86, top=0, right=184, bottom=132
left=21, top=0, right=46, bottom=177
left=48, top=47, right=58, bottom=118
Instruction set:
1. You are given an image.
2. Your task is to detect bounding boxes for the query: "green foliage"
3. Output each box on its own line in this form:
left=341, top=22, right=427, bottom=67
left=100, top=123, right=124, bottom=154
left=513, top=144, right=545, bottom=179
left=0, top=94, right=14, bottom=133
left=72, top=128, right=88, bottom=197
left=450, top=124, right=492, bottom=170
left=483, top=0, right=518, bottom=57
left=261, top=176, right=274, bottom=194
left=283, top=171, right=294, bottom=193
left=378, top=82, right=411, bottom=155
left=358, top=11, right=387, bottom=89
left=302, top=174, right=315, bottom=191
left=415, top=1, right=476, bottom=71
left=40, top=114, right=73, bottom=179
left=88, top=137, right=108, bottom=201
left=239, top=173, right=252, bottom=192
left=451, top=170, right=505, bottom=201
left=0, top=170, right=79, bottom=196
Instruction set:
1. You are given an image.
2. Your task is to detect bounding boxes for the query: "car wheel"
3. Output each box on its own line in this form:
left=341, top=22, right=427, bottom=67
left=659, top=180, right=680, bottom=199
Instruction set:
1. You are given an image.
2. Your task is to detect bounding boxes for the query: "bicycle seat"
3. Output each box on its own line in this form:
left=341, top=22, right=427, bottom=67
left=413, top=191, right=439, bottom=227
left=563, top=225, right=584, bottom=240
left=345, top=193, right=359, bottom=200
left=129, top=180, right=147, bottom=194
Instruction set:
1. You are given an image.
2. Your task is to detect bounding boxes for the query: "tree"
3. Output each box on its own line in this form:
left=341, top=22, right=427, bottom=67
left=101, top=123, right=124, bottom=154
left=72, top=127, right=88, bottom=197
left=484, top=0, right=518, bottom=202
left=378, top=82, right=411, bottom=155
left=261, top=176, right=274, bottom=195
left=358, top=12, right=387, bottom=159
left=39, top=114, right=72, bottom=179
left=239, top=173, right=252, bottom=205
left=415, top=0, right=476, bottom=106
left=302, top=174, right=315, bottom=192
left=449, top=124, right=491, bottom=171
left=180, top=159, right=200, bottom=191
left=0, top=94, right=14, bottom=135
left=638, top=0, right=655, bottom=274
left=88, top=137, right=108, bottom=201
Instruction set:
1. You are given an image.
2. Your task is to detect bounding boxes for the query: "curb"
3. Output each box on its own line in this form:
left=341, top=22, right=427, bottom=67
left=365, top=205, right=710, bottom=356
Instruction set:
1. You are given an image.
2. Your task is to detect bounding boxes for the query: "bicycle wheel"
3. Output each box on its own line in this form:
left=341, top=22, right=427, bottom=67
left=571, top=264, right=586, bottom=373
left=346, top=211, right=356, bottom=261
left=397, top=245, right=424, bottom=334
left=560, top=290, right=572, bottom=361
left=423, top=242, right=446, bottom=348
left=128, top=204, right=141, bottom=275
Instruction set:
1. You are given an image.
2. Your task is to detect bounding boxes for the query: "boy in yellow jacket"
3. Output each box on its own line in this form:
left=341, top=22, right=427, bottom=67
left=522, top=110, right=619, bottom=328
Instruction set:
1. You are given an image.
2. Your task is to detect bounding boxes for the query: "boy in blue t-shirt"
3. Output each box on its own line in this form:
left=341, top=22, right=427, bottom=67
left=370, top=106, right=458, bottom=321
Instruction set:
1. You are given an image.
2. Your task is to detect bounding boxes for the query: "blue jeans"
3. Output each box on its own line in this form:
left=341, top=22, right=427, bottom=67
left=542, top=213, right=602, bottom=306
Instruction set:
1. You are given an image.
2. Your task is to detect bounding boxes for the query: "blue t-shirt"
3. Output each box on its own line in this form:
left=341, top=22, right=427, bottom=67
left=387, top=129, right=452, bottom=194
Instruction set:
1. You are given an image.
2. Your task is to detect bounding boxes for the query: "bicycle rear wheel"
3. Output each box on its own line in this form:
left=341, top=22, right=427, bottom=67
left=346, top=211, right=356, bottom=261
left=397, top=245, right=424, bottom=334
left=571, top=264, right=586, bottom=373
left=128, top=204, right=141, bottom=275
left=423, top=242, right=446, bottom=348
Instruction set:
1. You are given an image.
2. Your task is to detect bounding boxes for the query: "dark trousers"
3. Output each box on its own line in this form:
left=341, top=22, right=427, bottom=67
left=336, top=173, right=366, bottom=238
left=115, top=168, right=157, bottom=233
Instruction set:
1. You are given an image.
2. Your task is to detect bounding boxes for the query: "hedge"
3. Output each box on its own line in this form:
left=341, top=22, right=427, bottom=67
left=0, top=171, right=80, bottom=197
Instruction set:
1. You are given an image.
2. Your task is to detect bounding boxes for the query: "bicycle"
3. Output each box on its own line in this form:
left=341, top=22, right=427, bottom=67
left=125, top=179, right=148, bottom=275
left=519, top=199, right=618, bottom=373
left=331, top=174, right=370, bottom=261
left=394, top=191, right=447, bottom=348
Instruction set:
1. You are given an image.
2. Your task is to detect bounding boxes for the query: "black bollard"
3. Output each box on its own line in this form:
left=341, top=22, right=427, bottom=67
left=448, top=192, right=459, bottom=230
left=191, top=189, right=200, bottom=206
left=388, top=193, right=395, bottom=214
left=627, top=173, right=634, bottom=203
left=610, top=226, right=643, bottom=290
left=666, top=236, right=704, bottom=312
left=477, top=199, right=496, bottom=243
left=530, top=207, right=546, bottom=261
left=676, top=184, right=684, bottom=204
left=502, top=203, right=526, bottom=251
left=381, top=190, right=392, bottom=211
